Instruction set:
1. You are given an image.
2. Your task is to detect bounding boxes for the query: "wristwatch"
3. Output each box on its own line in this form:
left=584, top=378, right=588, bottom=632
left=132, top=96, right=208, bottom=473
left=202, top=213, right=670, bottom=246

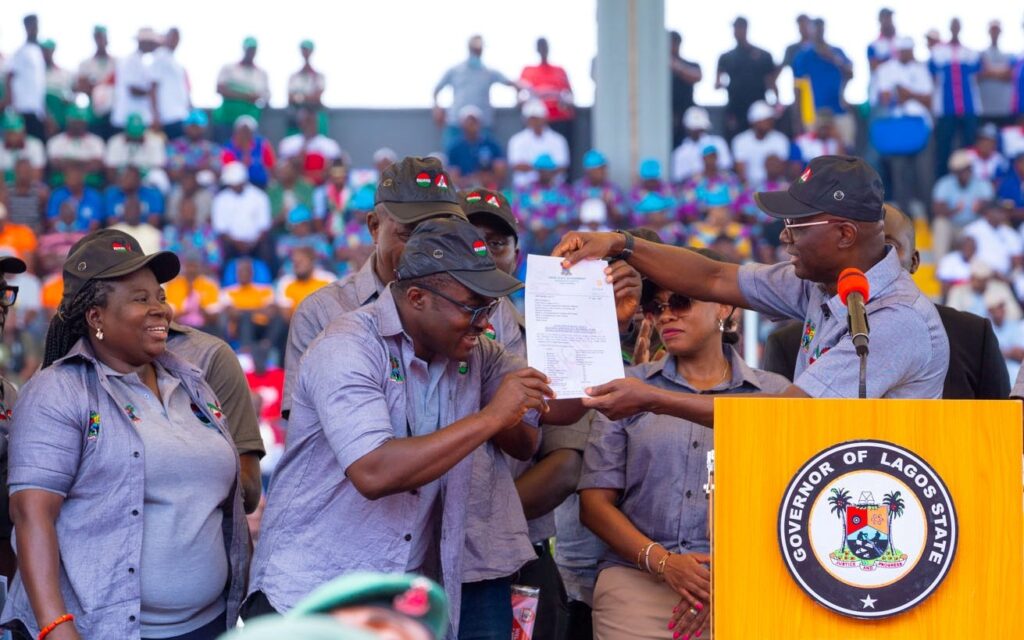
left=612, top=229, right=635, bottom=261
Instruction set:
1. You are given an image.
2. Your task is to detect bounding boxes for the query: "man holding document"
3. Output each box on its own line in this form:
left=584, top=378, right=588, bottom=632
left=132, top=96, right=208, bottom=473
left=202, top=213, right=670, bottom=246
left=552, top=155, right=949, bottom=419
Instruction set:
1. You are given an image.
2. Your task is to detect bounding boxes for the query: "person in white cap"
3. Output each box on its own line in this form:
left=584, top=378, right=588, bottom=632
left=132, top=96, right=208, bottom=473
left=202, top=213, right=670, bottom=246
left=212, top=161, right=273, bottom=268
left=222, top=115, right=276, bottom=188
left=446, top=104, right=507, bottom=189
left=979, top=19, right=1014, bottom=125
left=111, top=27, right=161, bottom=129
left=507, top=98, right=569, bottom=189
left=730, top=101, right=789, bottom=189
left=670, top=106, right=731, bottom=183
left=578, top=197, right=610, bottom=232
left=931, top=149, right=994, bottom=259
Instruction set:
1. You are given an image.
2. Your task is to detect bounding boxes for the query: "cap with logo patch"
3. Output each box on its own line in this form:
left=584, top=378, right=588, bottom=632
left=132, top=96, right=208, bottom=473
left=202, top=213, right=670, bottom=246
left=290, top=572, right=449, bottom=640
left=460, top=189, right=517, bottom=240
left=375, top=156, right=465, bottom=224
left=754, top=155, right=884, bottom=222
left=395, top=218, right=522, bottom=298
left=61, top=229, right=180, bottom=306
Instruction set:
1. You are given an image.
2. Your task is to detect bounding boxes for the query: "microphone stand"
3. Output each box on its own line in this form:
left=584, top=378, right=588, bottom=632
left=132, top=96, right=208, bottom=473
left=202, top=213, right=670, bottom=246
left=849, top=315, right=869, bottom=400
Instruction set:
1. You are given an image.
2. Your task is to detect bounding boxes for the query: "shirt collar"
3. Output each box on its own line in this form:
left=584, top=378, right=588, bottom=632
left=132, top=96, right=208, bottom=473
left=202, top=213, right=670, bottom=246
left=824, top=246, right=903, bottom=319
left=641, top=345, right=764, bottom=392
left=355, top=252, right=386, bottom=306
left=373, top=286, right=404, bottom=338
left=56, top=337, right=205, bottom=382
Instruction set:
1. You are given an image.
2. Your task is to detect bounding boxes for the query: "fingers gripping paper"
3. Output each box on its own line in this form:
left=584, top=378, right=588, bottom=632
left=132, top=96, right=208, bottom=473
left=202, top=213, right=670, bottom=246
left=525, top=255, right=625, bottom=398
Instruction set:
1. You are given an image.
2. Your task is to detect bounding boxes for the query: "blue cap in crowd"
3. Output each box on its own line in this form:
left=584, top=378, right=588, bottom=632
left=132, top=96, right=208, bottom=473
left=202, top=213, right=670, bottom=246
left=287, top=205, right=314, bottom=226
left=701, top=144, right=718, bottom=157
left=639, top=158, right=662, bottom=180
left=533, top=154, right=558, bottom=171
left=582, top=150, right=607, bottom=170
left=184, top=109, right=209, bottom=127
left=635, top=192, right=674, bottom=214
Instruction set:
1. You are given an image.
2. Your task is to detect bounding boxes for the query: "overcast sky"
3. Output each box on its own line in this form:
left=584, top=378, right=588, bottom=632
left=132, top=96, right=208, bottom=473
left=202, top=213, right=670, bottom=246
left=2, top=0, right=1021, bottom=110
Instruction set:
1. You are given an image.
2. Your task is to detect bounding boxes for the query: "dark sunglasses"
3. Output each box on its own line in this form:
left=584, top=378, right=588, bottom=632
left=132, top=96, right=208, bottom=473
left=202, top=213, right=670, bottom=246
left=642, top=293, right=693, bottom=316
left=0, top=285, right=18, bottom=308
left=415, top=283, right=499, bottom=325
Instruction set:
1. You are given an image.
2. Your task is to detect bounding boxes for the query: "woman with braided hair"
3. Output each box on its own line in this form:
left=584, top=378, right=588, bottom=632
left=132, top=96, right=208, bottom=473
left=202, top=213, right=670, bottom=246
left=1, top=230, right=249, bottom=640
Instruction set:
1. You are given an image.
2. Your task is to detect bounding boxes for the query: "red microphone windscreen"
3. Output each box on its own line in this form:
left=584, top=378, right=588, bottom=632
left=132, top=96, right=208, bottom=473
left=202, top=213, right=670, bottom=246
left=837, top=268, right=870, bottom=305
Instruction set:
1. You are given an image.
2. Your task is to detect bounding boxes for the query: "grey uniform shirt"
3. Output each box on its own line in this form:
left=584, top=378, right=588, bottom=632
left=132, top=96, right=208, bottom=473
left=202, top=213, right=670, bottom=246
left=247, top=287, right=537, bottom=637
left=167, top=323, right=265, bottom=457
left=1011, top=367, right=1024, bottom=399
left=282, top=255, right=533, bottom=584
left=738, top=249, right=949, bottom=398
left=434, top=59, right=513, bottom=126
left=579, top=347, right=790, bottom=571
left=99, top=361, right=236, bottom=638
left=1, top=340, right=248, bottom=640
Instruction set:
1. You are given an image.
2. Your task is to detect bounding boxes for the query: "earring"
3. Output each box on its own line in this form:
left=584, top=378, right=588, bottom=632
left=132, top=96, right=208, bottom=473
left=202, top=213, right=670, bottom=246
left=718, top=319, right=726, bottom=332
left=95, top=328, right=104, bottom=341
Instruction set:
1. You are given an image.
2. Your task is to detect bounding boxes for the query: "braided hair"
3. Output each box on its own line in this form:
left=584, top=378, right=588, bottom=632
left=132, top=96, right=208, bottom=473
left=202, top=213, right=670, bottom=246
left=42, top=279, right=114, bottom=368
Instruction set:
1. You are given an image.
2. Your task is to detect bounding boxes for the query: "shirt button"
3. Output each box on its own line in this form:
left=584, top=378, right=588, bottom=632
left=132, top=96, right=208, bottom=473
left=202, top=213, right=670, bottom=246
left=128, top=567, right=135, bottom=574
left=131, top=509, right=139, bottom=516
left=692, top=441, right=699, bottom=449
left=685, top=490, right=693, bottom=498
left=129, top=615, right=136, bottom=622
left=404, top=534, right=412, bottom=542
left=133, top=451, right=140, bottom=458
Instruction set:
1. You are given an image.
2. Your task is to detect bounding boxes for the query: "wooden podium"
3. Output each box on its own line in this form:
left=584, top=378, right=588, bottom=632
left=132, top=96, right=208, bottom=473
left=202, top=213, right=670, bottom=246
left=711, top=398, right=1023, bottom=638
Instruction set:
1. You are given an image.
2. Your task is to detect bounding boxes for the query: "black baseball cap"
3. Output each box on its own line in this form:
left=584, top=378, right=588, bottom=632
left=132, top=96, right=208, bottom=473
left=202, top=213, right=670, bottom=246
left=375, top=156, right=466, bottom=224
left=62, top=229, right=180, bottom=305
left=754, top=155, right=884, bottom=222
left=395, top=218, right=522, bottom=298
left=460, top=188, right=518, bottom=240
left=0, top=256, right=27, bottom=275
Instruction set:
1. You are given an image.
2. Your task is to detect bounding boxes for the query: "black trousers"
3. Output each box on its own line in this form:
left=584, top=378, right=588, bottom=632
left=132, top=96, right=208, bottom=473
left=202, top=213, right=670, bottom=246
left=513, top=543, right=570, bottom=640
left=240, top=590, right=279, bottom=620
left=9, top=611, right=226, bottom=640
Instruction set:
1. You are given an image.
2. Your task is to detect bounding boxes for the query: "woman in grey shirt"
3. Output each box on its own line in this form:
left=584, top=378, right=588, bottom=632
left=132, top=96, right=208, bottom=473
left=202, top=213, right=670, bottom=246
left=1, top=230, right=248, bottom=640
left=578, top=249, right=789, bottom=640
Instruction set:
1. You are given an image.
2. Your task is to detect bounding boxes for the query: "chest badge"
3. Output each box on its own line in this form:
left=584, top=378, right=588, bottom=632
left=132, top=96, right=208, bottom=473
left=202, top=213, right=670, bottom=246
left=389, top=354, right=405, bottom=383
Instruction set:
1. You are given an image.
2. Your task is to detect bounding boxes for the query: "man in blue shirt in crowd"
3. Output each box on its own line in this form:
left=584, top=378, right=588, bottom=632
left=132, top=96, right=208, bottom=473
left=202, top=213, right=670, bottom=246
left=445, top=105, right=506, bottom=189
left=793, top=18, right=855, bottom=147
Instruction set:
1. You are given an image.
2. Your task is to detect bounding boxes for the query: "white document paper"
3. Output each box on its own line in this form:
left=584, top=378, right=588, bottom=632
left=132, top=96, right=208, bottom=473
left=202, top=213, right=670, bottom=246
left=525, top=255, right=626, bottom=399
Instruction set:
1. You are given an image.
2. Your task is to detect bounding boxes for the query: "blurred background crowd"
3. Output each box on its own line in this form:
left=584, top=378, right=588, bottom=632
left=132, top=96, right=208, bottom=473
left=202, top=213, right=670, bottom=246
left=2, top=9, right=1024, bottom=469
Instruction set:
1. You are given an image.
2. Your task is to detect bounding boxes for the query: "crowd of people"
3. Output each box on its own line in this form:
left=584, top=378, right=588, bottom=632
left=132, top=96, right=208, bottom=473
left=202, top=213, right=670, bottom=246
left=0, top=8, right=1022, bottom=640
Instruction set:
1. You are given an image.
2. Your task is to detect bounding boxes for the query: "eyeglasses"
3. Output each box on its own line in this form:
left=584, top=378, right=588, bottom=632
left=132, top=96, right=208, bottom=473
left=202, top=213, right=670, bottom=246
left=642, top=293, right=693, bottom=317
left=415, top=283, right=499, bottom=325
left=783, top=218, right=847, bottom=230
left=0, top=286, right=18, bottom=308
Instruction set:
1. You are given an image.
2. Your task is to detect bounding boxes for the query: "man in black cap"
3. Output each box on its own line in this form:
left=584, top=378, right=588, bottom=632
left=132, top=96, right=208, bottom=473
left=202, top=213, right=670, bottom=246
left=246, top=218, right=582, bottom=635
left=762, top=203, right=1008, bottom=399
left=554, top=155, right=949, bottom=414
left=281, top=156, right=510, bottom=420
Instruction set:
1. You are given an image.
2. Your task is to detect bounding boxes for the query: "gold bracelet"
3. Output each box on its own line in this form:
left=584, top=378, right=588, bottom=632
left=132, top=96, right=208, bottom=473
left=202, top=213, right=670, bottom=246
left=637, top=542, right=655, bottom=570
left=657, top=551, right=671, bottom=578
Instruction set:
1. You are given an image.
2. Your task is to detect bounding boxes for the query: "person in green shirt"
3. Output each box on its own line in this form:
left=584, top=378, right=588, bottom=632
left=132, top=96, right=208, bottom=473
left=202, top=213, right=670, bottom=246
left=267, top=160, right=315, bottom=229
left=213, top=37, right=269, bottom=142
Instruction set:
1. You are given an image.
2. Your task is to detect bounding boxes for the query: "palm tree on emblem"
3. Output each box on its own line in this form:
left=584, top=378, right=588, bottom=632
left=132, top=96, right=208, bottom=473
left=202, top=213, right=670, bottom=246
left=883, top=491, right=905, bottom=554
left=827, top=487, right=852, bottom=553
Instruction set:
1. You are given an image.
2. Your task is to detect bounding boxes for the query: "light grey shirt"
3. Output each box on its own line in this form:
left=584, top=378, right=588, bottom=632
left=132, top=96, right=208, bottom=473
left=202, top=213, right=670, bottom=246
left=979, top=45, right=1013, bottom=117
left=1, top=340, right=248, bottom=640
left=1011, top=367, right=1024, bottom=399
left=579, top=348, right=790, bottom=571
left=434, top=58, right=513, bottom=126
left=247, top=287, right=536, bottom=637
left=281, top=255, right=533, bottom=583
left=100, top=362, right=236, bottom=638
left=738, top=249, right=949, bottom=398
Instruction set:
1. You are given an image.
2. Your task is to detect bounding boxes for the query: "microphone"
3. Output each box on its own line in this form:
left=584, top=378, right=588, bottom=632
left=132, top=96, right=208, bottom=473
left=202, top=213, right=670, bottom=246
left=837, top=268, right=870, bottom=356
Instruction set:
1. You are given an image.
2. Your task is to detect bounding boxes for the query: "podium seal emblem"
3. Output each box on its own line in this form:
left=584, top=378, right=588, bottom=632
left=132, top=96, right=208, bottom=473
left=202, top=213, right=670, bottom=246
left=777, top=440, right=957, bottom=618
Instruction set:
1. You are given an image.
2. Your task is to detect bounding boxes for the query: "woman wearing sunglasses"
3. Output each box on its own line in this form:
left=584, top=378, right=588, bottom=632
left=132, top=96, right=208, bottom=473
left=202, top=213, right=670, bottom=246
left=578, top=248, right=789, bottom=640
